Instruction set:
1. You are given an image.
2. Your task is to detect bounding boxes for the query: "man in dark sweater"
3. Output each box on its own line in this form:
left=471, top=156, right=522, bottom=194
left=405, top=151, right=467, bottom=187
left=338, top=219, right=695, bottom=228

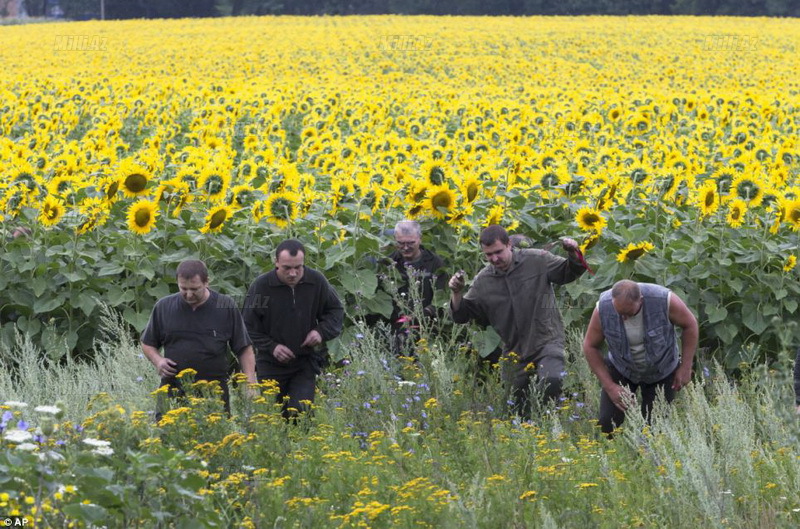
left=385, top=220, right=447, bottom=354
left=141, top=260, right=256, bottom=416
left=242, top=239, right=344, bottom=418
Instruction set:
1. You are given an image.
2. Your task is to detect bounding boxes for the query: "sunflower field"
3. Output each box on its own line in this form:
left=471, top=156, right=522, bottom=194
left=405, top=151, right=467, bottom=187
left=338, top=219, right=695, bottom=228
left=1, top=16, right=799, bottom=366
left=2, top=14, right=800, bottom=529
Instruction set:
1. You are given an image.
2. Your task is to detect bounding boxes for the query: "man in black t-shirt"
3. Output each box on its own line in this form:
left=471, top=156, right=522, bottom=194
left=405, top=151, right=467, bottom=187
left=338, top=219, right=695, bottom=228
left=141, top=260, right=256, bottom=415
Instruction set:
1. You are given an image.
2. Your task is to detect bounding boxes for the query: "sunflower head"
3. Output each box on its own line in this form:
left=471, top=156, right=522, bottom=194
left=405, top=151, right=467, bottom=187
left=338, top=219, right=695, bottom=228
left=38, top=196, right=65, bottom=228
left=726, top=199, right=747, bottom=228
left=118, top=160, right=152, bottom=198
left=201, top=204, right=233, bottom=234
left=616, top=241, right=655, bottom=263
left=127, top=200, right=159, bottom=235
left=426, top=185, right=456, bottom=220
left=575, top=207, right=606, bottom=233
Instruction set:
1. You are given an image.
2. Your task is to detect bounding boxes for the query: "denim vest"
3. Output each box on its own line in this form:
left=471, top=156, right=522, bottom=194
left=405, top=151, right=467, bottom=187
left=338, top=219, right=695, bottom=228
left=598, top=283, right=678, bottom=383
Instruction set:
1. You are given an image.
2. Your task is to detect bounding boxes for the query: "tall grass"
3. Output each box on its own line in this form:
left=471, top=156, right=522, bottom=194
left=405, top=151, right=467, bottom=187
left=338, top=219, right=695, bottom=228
left=1, top=309, right=799, bottom=527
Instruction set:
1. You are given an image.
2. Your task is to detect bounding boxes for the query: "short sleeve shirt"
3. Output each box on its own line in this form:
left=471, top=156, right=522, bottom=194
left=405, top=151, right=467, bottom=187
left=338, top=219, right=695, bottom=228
left=141, top=290, right=252, bottom=380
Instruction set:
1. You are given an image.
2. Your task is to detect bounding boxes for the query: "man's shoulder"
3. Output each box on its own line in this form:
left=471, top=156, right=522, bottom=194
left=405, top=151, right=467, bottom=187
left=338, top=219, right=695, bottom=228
left=302, top=266, right=329, bottom=284
left=154, top=292, right=182, bottom=309
left=420, top=247, right=445, bottom=268
left=209, top=290, right=238, bottom=310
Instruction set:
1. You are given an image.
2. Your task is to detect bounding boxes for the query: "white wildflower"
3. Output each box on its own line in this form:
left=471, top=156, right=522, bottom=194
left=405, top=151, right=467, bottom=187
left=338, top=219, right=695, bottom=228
left=92, top=446, right=114, bottom=456
left=82, top=438, right=111, bottom=448
left=3, top=429, right=33, bottom=443
left=15, top=442, right=38, bottom=451
left=3, top=401, right=28, bottom=408
left=34, top=405, right=62, bottom=415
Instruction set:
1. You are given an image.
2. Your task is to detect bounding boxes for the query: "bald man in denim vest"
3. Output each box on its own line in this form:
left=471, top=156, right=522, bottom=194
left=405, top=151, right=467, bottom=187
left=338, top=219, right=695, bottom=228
left=582, top=280, right=698, bottom=435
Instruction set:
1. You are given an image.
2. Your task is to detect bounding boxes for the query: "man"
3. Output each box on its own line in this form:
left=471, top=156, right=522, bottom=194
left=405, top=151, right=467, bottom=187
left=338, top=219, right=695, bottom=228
left=141, top=260, right=257, bottom=415
left=242, top=239, right=343, bottom=417
left=582, top=279, right=699, bottom=435
left=387, top=220, right=447, bottom=350
left=449, top=224, right=587, bottom=419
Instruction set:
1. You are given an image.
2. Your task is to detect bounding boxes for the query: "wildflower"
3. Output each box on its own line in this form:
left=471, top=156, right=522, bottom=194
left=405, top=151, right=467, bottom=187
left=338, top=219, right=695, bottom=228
left=4, top=401, right=28, bottom=409
left=34, top=405, right=62, bottom=416
left=82, top=438, right=112, bottom=448
left=3, top=429, right=33, bottom=443
left=783, top=255, right=796, bottom=272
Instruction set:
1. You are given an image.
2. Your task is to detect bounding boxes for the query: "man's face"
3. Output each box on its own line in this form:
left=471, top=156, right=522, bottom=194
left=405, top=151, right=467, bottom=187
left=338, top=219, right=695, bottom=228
left=612, top=297, right=644, bottom=321
left=178, top=274, right=209, bottom=307
left=395, top=232, right=421, bottom=261
left=276, top=250, right=305, bottom=287
left=481, top=240, right=513, bottom=271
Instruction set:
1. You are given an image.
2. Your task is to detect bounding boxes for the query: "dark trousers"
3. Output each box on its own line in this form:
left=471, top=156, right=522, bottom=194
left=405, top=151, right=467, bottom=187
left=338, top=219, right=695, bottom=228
left=258, top=358, right=319, bottom=418
left=599, top=362, right=675, bottom=435
left=155, top=376, right=230, bottom=422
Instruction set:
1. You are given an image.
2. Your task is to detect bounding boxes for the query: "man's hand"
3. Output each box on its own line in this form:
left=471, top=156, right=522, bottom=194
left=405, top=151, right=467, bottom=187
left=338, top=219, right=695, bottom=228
left=672, top=362, right=692, bottom=391
left=301, top=330, right=323, bottom=348
left=561, top=237, right=579, bottom=254
left=606, top=383, right=636, bottom=412
left=273, top=344, right=296, bottom=363
left=155, top=357, right=178, bottom=378
left=448, top=270, right=466, bottom=293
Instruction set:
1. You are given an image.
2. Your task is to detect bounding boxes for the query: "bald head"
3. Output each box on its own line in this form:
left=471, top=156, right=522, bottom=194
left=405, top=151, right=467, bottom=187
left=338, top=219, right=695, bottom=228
left=611, top=280, right=641, bottom=302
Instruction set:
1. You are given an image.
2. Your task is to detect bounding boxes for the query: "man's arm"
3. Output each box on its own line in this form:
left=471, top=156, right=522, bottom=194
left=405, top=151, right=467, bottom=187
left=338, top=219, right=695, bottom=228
left=582, top=308, right=633, bottom=412
left=545, top=238, right=586, bottom=285
left=314, top=281, right=344, bottom=341
left=141, top=343, right=177, bottom=378
left=236, top=345, right=257, bottom=384
left=669, top=293, right=699, bottom=391
left=241, top=279, right=279, bottom=357
left=448, top=271, right=489, bottom=325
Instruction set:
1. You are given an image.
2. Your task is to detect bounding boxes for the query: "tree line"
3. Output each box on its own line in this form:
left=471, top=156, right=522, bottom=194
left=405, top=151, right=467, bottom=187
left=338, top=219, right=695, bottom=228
left=26, top=0, right=800, bottom=19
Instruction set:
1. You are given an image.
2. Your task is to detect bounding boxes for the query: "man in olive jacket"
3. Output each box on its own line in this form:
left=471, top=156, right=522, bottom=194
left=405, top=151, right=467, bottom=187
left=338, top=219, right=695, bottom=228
left=449, top=225, right=587, bottom=419
left=242, top=239, right=343, bottom=418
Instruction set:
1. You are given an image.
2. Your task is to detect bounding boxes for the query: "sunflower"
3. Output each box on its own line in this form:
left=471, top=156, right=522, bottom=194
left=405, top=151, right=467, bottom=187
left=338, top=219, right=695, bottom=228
left=575, top=206, right=606, bottom=233
left=784, top=198, right=800, bottom=231
left=484, top=204, right=505, bottom=227
left=425, top=185, right=456, bottom=220
left=784, top=255, right=797, bottom=272
left=126, top=199, right=159, bottom=235
left=46, top=174, right=75, bottom=198
left=230, top=184, right=256, bottom=207
left=155, top=178, right=191, bottom=215
left=76, top=197, right=110, bottom=235
left=197, top=166, right=232, bottom=201
left=730, top=172, right=764, bottom=207
left=263, top=191, right=300, bottom=228
left=531, top=166, right=570, bottom=200
left=581, top=233, right=600, bottom=253
left=38, top=195, right=65, bottom=228
left=420, top=158, right=447, bottom=186
left=201, top=203, right=234, bottom=234
left=726, top=198, right=747, bottom=228
left=616, top=241, right=655, bottom=263
left=694, top=181, right=719, bottom=217
left=118, top=160, right=152, bottom=198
